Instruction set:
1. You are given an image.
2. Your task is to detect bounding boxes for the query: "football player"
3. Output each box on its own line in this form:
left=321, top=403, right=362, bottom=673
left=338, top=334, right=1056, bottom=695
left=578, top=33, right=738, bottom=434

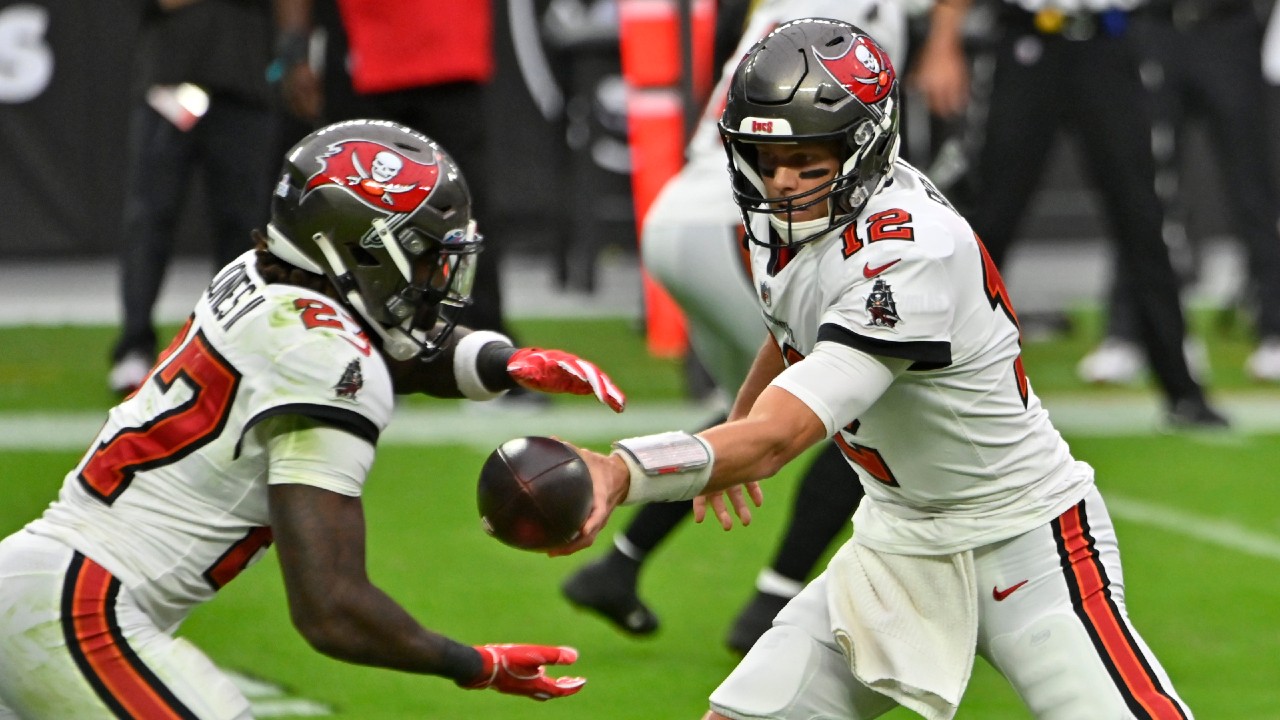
left=562, top=0, right=908, bottom=654
left=0, top=119, right=623, bottom=718
left=556, top=20, right=1195, bottom=719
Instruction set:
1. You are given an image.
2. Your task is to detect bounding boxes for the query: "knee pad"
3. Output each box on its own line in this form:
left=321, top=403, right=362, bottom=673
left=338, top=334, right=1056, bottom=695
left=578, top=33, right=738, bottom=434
left=987, top=613, right=1132, bottom=720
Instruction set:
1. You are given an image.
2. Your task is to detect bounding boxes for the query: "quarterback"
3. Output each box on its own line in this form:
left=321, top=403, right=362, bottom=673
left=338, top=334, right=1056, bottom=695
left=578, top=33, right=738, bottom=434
left=563, top=0, right=909, bottom=654
left=0, top=120, right=623, bottom=718
left=558, top=19, right=1194, bottom=720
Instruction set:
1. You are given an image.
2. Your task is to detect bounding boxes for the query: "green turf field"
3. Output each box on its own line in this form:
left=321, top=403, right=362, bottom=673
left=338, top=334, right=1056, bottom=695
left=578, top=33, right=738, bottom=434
left=3, top=314, right=1279, bottom=718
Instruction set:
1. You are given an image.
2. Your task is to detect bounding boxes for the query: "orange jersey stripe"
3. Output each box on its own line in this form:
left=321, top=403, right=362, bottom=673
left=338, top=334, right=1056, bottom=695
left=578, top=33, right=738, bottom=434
left=62, top=554, right=199, bottom=720
left=1055, top=504, right=1188, bottom=719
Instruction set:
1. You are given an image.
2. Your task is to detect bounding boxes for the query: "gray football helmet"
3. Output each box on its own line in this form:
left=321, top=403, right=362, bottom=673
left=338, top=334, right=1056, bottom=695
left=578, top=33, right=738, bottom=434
left=718, top=18, right=901, bottom=247
left=266, top=119, right=481, bottom=361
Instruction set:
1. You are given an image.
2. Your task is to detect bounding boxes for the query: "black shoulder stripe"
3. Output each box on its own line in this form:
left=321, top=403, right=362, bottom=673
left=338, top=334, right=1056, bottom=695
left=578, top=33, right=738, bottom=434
left=238, top=403, right=380, bottom=457
left=817, top=322, right=952, bottom=369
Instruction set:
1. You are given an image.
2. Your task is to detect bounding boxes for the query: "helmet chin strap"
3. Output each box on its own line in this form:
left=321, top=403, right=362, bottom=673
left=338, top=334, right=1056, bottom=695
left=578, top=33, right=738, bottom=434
left=344, top=291, right=421, bottom=361
left=265, top=223, right=325, bottom=274
left=768, top=215, right=832, bottom=245
left=310, top=231, right=423, bottom=361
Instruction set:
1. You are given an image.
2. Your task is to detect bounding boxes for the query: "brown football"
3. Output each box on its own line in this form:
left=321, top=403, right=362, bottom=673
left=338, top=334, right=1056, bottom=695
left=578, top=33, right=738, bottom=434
left=477, top=436, right=594, bottom=551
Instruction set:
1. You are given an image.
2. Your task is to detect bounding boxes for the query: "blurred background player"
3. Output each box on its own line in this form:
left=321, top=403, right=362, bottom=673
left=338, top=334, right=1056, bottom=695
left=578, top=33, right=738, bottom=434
left=0, top=120, right=627, bottom=717
left=272, top=0, right=540, bottom=403
left=1077, top=0, right=1280, bottom=385
left=912, top=0, right=1230, bottom=427
left=555, top=19, right=1196, bottom=719
left=561, top=0, right=911, bottom=654
left=108, top=0, right=279, bottom=395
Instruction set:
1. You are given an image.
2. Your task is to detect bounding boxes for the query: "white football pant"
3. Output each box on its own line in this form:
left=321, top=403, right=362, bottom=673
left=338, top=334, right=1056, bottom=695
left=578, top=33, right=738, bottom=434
left=0, top=532, right=252, bottom=719
left=708, top=488, right=1194, bottom=719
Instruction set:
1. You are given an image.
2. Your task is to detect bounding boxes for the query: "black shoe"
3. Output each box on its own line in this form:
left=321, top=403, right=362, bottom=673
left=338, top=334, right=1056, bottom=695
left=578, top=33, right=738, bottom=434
left=1166, top=397, right=1230, bottom=430
left=725, top=591, right=791, bottom=655
left=561, top=555, right=659, bottom=636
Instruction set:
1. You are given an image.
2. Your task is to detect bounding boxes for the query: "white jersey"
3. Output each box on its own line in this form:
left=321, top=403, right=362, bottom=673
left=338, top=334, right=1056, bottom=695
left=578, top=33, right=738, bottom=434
left=26, top=250, right=394, bottom=630
left=752, top=161, right=1092, bottom=554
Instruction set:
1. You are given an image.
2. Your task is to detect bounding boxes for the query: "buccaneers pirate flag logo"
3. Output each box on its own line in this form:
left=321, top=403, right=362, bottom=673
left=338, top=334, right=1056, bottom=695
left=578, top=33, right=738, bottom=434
left=866, top=278, right=901, bottom=329
left=814, top=34, right=894, bottom=107
left=303, top=140, right=440, bottom=213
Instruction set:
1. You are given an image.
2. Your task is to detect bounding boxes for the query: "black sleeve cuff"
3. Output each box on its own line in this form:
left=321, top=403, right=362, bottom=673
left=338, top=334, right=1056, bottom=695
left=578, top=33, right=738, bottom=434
left=477, top=343, right=520, bottom=392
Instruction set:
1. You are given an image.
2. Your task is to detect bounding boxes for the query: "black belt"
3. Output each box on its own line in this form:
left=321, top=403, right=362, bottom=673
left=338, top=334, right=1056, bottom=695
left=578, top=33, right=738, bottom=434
left=1000, top=5, right=1131, bottom=40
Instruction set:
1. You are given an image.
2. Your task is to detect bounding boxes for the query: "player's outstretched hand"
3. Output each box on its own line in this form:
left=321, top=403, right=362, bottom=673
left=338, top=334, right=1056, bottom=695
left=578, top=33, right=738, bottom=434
left=694, top=482, right=764, bottom=530
left=507, top=348, right=626, bottom=413
left=461, top=644, right=586, bottom=701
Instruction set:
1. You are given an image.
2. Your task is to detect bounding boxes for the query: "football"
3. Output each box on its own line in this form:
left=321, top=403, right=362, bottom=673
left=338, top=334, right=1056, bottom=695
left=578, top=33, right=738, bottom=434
left=477, top=436, right=594, bottom=551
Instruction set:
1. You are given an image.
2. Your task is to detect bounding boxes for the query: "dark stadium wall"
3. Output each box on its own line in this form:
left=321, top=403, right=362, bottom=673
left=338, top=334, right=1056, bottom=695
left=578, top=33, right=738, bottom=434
left=0, top=0, right=137, bottom=259
left=1, top=0, right=1278, bottom=263
left=0, top=0, right=575, bottom=261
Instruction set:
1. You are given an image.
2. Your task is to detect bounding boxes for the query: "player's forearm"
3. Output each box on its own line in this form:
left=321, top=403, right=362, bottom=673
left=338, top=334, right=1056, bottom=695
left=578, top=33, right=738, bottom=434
left=698, top=387, right=826, bottom=494
left=292, top=583, right=482, bottom=683
left=728, top=337, right=786, bottom=421
left=386, top=326, right=517, bottom=398
left=928, top=0, right=972, bottom=45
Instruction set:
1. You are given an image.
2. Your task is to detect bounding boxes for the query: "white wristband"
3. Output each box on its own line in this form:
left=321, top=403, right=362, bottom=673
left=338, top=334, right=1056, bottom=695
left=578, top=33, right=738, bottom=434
left=452, top=330, right=513, bottom=401
left=612, top=431, right=714, bottom=505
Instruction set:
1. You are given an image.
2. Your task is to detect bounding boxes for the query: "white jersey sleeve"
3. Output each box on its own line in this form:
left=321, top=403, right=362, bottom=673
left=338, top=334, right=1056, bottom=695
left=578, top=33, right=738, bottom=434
left=819, top=238, right=955, bottom=369
left=257, top=415, right=374, bottom=497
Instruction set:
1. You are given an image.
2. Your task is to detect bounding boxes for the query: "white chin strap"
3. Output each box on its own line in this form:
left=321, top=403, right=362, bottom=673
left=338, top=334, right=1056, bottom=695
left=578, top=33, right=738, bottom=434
left=769, top=215, right=831, bottom=245
left=343, top=292, right=421, bottom=361
left=265, top=223, right=325, bottom=274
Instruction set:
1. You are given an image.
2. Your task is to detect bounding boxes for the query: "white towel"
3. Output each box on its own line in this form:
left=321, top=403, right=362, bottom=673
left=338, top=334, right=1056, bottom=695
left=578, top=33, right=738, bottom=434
left=826, top=541, right=978, bottom=720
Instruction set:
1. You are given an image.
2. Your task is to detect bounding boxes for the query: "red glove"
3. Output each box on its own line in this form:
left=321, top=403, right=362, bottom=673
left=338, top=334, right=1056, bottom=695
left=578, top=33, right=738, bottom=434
left=460, top=644, right=586, bottom=701
left=507, top=348, right=626, bottom=413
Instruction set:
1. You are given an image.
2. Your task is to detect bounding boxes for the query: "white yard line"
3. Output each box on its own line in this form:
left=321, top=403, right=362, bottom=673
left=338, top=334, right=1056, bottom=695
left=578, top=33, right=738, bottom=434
left=2, top=394, right=1277, bottom=452
left=221, top=668, right=332, bottom=717
left=1105, top=494, right=1280, bottom=563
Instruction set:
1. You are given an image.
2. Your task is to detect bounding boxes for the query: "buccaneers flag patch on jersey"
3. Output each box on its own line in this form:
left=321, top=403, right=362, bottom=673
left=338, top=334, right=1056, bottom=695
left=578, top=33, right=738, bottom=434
left=866, top=278, right=901, bottom=329
left=303, top=140, right=440, bottom=214
left=334, top=359, right=365, bottom=401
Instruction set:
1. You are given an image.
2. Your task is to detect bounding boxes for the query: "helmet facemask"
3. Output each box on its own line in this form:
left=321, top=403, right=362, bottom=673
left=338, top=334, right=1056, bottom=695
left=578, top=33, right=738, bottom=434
left=334, top=219, right=482, bottom=362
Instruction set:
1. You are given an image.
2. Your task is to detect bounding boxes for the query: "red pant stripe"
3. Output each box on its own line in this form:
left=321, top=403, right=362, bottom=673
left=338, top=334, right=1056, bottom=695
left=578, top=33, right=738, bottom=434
left=1054, top=503, right=1188, bottom=720
left=61, top=553, right=199, bottom=720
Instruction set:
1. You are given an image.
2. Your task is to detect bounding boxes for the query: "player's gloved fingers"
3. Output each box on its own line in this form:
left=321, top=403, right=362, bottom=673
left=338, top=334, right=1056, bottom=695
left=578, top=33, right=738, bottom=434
left=597, top=371, right=626, bottom=413
left=540, top=675, right=586, bottom=699
left=554, top=358, right=590, bottom=383
left=509, top=644, right=578, bottom=667
left=558, top=359, right=626, bottom=412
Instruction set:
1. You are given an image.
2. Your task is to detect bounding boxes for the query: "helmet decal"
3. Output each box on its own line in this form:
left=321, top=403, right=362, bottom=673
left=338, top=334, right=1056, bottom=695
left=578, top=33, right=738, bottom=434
left=814, top=35, right=894, bottom=107
left=303, top=140, right=440, bottom=214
